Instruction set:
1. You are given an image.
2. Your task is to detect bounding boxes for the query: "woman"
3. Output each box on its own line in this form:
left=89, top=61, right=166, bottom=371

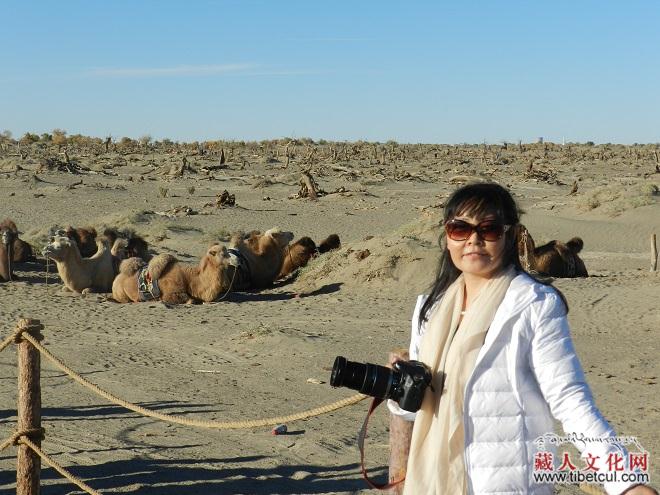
left=387, top=183, right=654, bottom=495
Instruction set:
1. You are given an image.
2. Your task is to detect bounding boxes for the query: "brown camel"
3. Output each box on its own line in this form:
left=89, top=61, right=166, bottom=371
left=103, top=228, right=150, bottom=261
left=42, top=235, right=116, bottom=293
left=228, top=227, right=294, bottom=290
left=1, top=219, right=33, bottom=262
left=64, top=226, right=98, bottom=258
left=278, top=233, right=341, bottom=280
left=517, top=224, right=588, bottom=278
left=0, top=222, right=17, bottom=282
left=112, top=244, right=235, bottom=304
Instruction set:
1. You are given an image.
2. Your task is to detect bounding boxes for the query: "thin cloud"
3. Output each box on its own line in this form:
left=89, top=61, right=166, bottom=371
left=285, top=37, right=374, bottom=42
left=87, top=63, right=257, bottom=78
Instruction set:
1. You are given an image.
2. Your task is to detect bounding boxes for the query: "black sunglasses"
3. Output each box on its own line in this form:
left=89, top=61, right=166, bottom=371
left=445, top=219, right=511, bottom=242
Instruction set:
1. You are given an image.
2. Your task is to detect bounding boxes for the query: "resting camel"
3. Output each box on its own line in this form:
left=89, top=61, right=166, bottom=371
left=112, top=244, right=235, bottom=304
left=64, top=226, right=98, bottom=258
left=517, top=224, right=588, bottom=278
left=42, top=235, right=116, bottom=293
left=103, top=228, right=150, bottom=261
left=278, top=233, right=341, bottom=280
left=1, top=219, right=33, bottom=262
left=56, top=226, right=149, bottom=261
left=228, top=228, right=294, bottom=290
left=0, top=222, right=16, bottom=282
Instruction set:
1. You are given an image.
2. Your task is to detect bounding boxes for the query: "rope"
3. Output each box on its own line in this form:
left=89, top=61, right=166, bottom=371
left=0, top=319, right=43, bottom=353
left=20, top=332, right=367, bottom=429
left=45, top=256, right=49, bottom=288
left=214, top=259, right=238, bottom=302
left=19, top=435, right=102, bottom=495
left=0, top=327, right=21, bottom=353
left=0, top=428, right=45, bottom=451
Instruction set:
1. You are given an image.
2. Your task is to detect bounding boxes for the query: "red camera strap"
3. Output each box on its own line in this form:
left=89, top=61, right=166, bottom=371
left=357, top=397, right=405, bottom=491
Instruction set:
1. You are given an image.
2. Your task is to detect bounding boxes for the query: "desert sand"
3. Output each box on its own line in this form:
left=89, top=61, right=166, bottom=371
left=0, top=139, right=658, bottom=494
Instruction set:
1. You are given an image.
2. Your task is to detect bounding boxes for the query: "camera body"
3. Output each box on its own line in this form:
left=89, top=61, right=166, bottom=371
left=330, top=356, right=432, bottom=412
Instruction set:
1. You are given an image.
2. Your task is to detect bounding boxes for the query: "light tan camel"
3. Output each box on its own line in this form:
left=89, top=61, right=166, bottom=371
left=278, top=233, right=341, bottom=280
left=517, top=224, right=588, bottom=278
left=229, top=227, right=294, bottom=290
left=112, top=244, right=235, bottom=304
left=42, top=235, right=116, bottom=293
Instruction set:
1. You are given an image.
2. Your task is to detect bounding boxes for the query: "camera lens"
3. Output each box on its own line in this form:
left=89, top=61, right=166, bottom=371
left=330, top=356, right=397, bottom=400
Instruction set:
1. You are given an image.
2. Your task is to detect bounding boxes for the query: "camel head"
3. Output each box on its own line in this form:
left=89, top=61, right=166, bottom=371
left=200, top=244, right=232, bottom=272
left=264, top=228, right=295, bottom=249
left=42, top=235, right=78, bottom=262
left=0, top=219, right=18, bottom=233
left=110, top=237, right=129, bottom=260
left=1, top=227, right=16, bottom=247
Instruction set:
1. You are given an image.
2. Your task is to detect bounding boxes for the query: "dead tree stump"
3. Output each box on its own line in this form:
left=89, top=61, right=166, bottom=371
left=16, top=318, right=44, bottom=495
left=298, top=171, right=320, bottom=200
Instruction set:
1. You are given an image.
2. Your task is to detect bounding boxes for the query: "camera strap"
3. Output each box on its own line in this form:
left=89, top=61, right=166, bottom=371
left=357, top=397, right=405, bottom=490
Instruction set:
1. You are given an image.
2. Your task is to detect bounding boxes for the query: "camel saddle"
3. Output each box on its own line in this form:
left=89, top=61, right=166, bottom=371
left=137, top=266, right=161, bottom=301
left=227, top=248, right=252, bottom=291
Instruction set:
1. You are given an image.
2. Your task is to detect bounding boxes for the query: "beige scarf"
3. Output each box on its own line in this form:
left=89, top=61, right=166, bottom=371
left=403, top=266, right=516, bottom=495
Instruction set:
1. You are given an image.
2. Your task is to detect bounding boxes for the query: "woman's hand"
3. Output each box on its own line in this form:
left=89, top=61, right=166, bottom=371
left=388, top=348, right=410, bottom=369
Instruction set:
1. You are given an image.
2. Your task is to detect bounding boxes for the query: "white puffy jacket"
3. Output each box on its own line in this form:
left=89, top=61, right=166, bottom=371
left=389, top=273, right=635, bottom=495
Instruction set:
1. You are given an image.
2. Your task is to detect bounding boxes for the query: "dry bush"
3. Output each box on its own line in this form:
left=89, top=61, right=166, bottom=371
left=578, top=182, right=659, bottom=215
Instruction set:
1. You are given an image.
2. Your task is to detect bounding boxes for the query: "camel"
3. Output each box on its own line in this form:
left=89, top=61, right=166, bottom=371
left=0, top=222, right=16, bottom=282
left=103, top=228, right=150, bottom=261
left=278, top=233, right=341, bottom=280
left=42, top=235, right=116, bottom=293
left=64, top=226, right=98, bottom=258
left=56, top=226, right=149, bottom=261
left=1, top=219, right=33, bottom=263
left=112, top=244, right=235, bottom=304
left=517, top=224, right=588, bottom=278
left=228, top=227, right=294, bottom=290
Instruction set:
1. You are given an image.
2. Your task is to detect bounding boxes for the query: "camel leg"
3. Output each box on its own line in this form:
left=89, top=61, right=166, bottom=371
left=389, top=414, right=413, bottom=494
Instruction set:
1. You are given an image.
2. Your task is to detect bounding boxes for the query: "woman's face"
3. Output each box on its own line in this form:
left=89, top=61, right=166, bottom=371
left=445, top=211, right=508, bottom=280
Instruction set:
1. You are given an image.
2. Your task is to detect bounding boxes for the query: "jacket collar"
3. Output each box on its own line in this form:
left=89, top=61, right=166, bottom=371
left=480, top=272, right=540, bottom=351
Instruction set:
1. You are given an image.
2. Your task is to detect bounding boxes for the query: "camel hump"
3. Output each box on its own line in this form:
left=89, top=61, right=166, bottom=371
left=566, top=237, right=584, bottom=254
left=148, top=254, right=177, bottom=279
left=119, top=257, right=145, bottom=275
left=296, top=237, right=317, bottom=252
left=265, top=227, right=294, bottom=245
left=229, top=232, right=245, bottom=248
left=95, top=237, right=111, bottom=252
left=318, top=234, right=341, bottom=253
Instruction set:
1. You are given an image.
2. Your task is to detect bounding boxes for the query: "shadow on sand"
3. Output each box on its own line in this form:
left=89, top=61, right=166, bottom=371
left=0, top=455, right=383, bottom=494
left=227, top=283, right=342, bottom=303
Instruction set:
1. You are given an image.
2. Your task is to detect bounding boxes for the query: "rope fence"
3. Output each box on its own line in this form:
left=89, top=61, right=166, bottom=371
left=0, top=318, right=607, bottom=495
left=0, top=318, right=367, bottom=495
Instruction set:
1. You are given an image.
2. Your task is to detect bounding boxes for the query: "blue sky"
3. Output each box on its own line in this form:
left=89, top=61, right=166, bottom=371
left=1, top=0, right=659, bottom=143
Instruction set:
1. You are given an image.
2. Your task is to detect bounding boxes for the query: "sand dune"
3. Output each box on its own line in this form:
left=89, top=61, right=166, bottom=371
left=0, top=140, right=658, bottom=494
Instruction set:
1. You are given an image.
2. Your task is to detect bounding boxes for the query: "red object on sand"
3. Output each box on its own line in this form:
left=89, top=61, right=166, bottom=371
left=271, top=424, right=287, bottom=435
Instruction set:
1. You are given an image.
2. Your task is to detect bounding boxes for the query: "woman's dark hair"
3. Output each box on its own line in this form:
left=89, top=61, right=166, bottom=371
left=418, top=182, right=566, bottom=327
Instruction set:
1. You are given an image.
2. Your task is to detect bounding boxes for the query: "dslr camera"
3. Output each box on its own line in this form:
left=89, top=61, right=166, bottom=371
left=330, top=356, right=432, bottom=412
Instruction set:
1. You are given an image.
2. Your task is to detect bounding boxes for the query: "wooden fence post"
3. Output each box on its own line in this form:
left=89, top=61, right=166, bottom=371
left=652, top=234, right=658, bottom=273
left=16, top=318, right=44, bottom=495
